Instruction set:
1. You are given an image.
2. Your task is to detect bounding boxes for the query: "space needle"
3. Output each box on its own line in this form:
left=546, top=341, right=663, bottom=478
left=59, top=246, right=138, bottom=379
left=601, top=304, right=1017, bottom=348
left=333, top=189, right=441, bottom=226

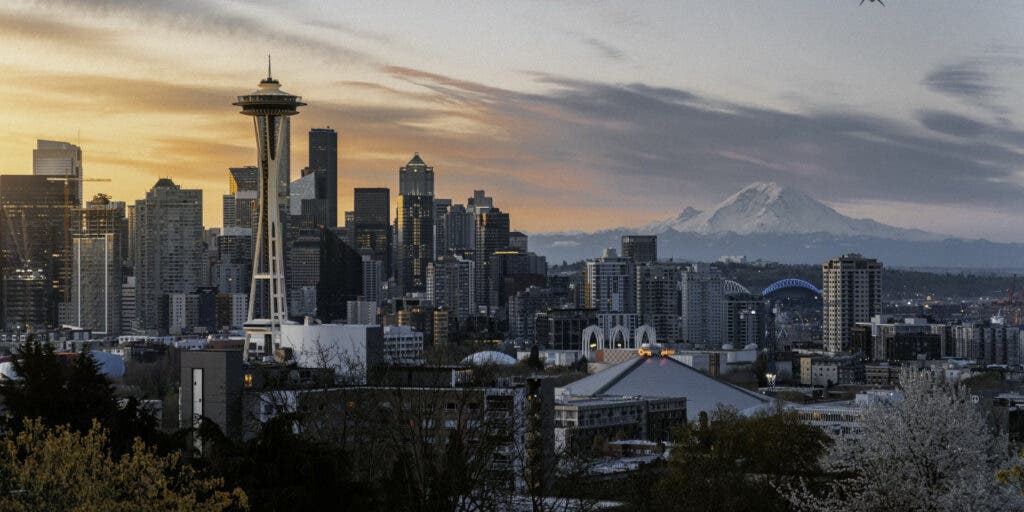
left=234, top=57, right=305, bottom=359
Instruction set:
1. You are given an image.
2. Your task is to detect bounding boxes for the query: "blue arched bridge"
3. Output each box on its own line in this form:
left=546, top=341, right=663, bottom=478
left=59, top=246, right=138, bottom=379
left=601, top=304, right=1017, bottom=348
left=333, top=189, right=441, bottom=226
left=762, top=278, right=822, bottom=297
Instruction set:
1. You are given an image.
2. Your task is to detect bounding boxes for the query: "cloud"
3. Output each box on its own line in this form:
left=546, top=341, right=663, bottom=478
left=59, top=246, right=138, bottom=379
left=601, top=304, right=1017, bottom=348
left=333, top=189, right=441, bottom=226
left=29, top=0, right=373, bottom=65
left=923, top=61, right=996, bottom=101
left=581, top=37, right=627, bottom=62
left=367, top=66, right=1024, bottom=218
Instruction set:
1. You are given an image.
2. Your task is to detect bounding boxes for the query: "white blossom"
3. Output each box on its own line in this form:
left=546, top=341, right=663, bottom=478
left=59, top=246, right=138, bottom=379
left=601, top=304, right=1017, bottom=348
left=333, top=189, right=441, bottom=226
left=787, top=369, right=1021, bottom=512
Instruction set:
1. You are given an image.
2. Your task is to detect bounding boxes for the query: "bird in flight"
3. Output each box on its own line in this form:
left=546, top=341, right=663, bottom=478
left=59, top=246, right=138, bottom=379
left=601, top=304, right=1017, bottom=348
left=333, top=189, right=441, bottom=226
left=860, top=0, right=885, bottom=5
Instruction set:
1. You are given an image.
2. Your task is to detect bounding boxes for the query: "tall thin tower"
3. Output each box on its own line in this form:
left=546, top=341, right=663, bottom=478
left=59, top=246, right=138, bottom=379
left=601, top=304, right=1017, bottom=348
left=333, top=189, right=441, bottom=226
left=234, top=59, right=305, bottom=359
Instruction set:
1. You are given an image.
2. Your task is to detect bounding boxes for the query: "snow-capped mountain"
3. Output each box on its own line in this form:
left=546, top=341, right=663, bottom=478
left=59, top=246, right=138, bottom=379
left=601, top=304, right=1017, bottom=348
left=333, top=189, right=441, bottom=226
left=643, top=182, right=941, bottom=241
left=528, top=182, right=1024, bottom=268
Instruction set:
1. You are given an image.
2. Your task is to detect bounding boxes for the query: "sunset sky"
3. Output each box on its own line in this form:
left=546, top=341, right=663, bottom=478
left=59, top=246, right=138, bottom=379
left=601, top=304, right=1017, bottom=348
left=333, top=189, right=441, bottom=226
left=2, top=1, right=1024, bottom=240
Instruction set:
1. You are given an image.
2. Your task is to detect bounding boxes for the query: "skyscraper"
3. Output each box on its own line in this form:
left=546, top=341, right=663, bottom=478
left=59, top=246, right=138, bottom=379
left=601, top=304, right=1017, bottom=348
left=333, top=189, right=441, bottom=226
left=399, top=153, right=434, bottom=196
left=353, top=187, right=391, bottom=273
left=308, top=127, right=338, bottom=228
left=636, top=262, right=685, bottom=342
left=822, top=253, right=882, bottom=354
left=0, top=175, right=66, bottom=327
left=584, top=248, right=636, bottom=314
left=134, top=179, right=204, bottom=332
left=33, top=141, right=84, bottom=306
left=72, top=194, right=127, bottom=335
left=33, top=140, right=83, bottom=207
left=234, top=63, right=305, bottom=358
left=397, top=194, right=433, bottom=293
left=223, top=166, right=258, bottom=232
left=433, top=198, right=452, bottom=259
left=680, top=263, right=726, bottom=346
left=426, top=255, right=475, bottom=323
left=621, top=235, right=657, bottom=264
left=397, top=154, right=434, bottom=293
left=72, top=234, right=120, bottom=335
left=474, top=207, right=509, bottom=315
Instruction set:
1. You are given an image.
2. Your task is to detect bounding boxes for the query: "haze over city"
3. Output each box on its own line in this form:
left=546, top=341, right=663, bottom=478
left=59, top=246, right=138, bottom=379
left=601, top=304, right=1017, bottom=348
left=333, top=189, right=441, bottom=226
left=3, top=1, right=1024, bottom=239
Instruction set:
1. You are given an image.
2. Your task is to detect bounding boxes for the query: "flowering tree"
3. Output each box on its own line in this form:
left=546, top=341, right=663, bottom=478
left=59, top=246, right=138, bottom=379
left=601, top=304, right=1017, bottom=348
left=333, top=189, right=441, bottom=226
left=0, top=419, right=247, bottom=511
left=787, top=369, right=1022, bottom=511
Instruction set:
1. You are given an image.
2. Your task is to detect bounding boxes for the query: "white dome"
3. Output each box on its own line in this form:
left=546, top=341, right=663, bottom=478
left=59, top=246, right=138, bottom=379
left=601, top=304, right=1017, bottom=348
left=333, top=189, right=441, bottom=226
left=743, top=343, right=759, bottom=350
left=0, top=361, right=17, bottom=381
left=0, top=352, right=125, bottom=381
left=461, top=351, right=517, bottom=366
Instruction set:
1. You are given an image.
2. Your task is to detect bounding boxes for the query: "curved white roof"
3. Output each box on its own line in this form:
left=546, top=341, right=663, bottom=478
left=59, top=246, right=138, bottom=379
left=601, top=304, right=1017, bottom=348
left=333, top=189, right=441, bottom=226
left=461, top=351, right=517, bottom=366
left=0, top=351, right=125, bottom=381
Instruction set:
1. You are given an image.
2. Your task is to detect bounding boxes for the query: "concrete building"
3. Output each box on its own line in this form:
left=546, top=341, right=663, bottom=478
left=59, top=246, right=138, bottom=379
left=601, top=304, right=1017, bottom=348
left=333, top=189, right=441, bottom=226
left=120, top=276, right=136, bottom=333
left=621, top=235, right=657, bottom=264
left=383, top=325, right=425, bottom=362
left=278, top=322, right=384, bottom=383
left=71, top=234, right=120, bottom=335
left=822, top=254, right=882, bottom=354
left=636, top=263, right=685, bottom=343
left=584, top=248, right=635, bottom=314
left=133, top=178, right=204, bottom=333
left=725, top=293, right=767, bottom=348
left=509, top=231, right=528, bottom=251
left=474, top=207, right=510, bottom=316
left=508, top=286, right=562, bottom=341
left=426, top=255, right=475, bottom=324
left=680, top=263, right=726, bottom=346
left=346, top=300, right=377, bottom=325
left=535, top=308, right=598, bottom=351
left=554, top=395, right=685, bottom=451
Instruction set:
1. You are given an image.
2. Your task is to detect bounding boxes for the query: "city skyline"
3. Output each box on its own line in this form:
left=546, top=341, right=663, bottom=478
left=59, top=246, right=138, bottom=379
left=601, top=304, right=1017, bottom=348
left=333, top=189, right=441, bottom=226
left=2, top=2, right=1024, bottom=240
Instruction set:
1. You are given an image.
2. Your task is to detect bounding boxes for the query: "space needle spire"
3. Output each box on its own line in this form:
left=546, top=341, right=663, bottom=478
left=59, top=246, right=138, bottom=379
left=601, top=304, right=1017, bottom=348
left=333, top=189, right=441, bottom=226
left=234, top=62, right=305, bottom=359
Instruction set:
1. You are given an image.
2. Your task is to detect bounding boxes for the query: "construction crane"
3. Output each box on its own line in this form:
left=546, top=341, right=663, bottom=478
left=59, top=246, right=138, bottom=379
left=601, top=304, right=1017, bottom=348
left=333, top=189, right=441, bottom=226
left=995, top=274, right=1023, bottom=325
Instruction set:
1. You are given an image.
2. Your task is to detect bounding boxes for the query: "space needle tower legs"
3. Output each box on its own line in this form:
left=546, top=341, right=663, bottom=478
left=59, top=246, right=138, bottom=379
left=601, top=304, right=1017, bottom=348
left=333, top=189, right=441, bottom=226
left=234, top=58, right=305, bottom=360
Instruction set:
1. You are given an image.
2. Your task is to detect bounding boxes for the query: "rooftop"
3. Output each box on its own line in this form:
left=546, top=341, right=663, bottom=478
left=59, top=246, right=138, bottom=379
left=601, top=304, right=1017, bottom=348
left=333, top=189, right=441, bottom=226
left=558, top=355, right=772, bottom=420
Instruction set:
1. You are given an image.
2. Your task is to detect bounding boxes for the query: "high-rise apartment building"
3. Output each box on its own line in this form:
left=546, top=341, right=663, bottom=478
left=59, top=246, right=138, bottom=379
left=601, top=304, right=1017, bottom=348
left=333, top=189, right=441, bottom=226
left=71, top=234, right=120, bottom=335
left=71, top=194, right=127, bottom=335
left=680, top=263, right=726, bottom=346
left=584, top=248, right=636, bottom=314
left=636, top=262, right=685, bottom=342
left=822, top=253, right=882, bottom=354
left=133, top=178, right=204, bottom=332
left=508, top=286, right=561, bottom=341
left=474, top=207, right=509, bottom=315
left=725, top=292, right=767, bottom=348
left=621, top=235, right=657, bottom=264
left=433, top=198, right=452, bottom=259
left=426, top=255, right=475, bottom=323
left=308, top=127, right=338, bottom=227
left=443, top=204, right=475, bottom=252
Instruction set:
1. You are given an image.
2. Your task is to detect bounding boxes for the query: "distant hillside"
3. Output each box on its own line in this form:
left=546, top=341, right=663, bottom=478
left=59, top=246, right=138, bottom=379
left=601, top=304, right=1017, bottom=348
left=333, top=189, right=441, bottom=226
left=549, top=261, right=1012, bottom=301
